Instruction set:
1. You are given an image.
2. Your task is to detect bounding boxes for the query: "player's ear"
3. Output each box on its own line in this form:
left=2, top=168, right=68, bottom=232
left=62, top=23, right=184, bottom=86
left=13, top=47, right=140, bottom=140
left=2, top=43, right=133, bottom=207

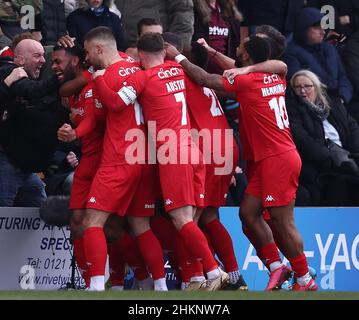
left=96, top=44, right=102, bottom=55
left=72, top=56, right=80, bottom=67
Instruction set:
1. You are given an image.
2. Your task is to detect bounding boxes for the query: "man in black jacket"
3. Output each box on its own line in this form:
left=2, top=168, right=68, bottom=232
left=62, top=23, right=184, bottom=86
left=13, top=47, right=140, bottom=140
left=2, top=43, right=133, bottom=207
left=0, top=39, right=69, bottom=207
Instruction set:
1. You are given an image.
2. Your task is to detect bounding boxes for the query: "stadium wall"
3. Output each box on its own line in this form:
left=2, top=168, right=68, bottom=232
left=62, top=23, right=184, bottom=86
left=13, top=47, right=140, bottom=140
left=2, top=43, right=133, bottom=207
left=0, top=207, right=358, bottom=291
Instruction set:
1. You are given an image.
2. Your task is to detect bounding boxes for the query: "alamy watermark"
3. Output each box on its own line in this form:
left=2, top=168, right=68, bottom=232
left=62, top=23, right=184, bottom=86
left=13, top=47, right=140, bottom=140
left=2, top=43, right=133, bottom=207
left=124, top=121, right=235, bottom=176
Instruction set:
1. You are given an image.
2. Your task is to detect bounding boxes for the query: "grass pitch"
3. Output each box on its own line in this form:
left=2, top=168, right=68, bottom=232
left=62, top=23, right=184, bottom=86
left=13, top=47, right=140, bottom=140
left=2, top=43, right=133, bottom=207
left=0, top=290, right=358, bottom=300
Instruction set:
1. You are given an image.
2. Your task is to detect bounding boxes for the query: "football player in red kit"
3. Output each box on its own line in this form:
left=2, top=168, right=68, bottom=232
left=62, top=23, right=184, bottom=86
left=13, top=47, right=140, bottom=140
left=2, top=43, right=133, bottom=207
left=81, top=27, right=166, bottom=291
left=166, top=36, right=318, bottom=291
left=161, top=33, right=247, bottom=290
left=54, top=42, right=152, bottom=290
left=93, top=32, right=229, bottom=291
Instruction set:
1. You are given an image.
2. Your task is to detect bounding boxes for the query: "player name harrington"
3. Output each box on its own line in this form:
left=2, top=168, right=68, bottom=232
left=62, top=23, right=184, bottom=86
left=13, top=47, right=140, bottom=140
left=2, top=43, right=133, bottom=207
left=261, top=83, right=285, bottom=97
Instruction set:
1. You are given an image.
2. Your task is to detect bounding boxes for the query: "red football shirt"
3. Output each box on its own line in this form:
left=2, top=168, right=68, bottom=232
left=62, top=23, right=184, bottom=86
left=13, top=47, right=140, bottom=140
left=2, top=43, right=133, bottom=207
left=94, top=61, right=197, bottom=162
left=68, top=82, right=106, bottom=156
left=184, top=75, right=233, bottom=156
left=223, top=72, right=296, bottom=161
left=94, top=59, right=146, bottom=166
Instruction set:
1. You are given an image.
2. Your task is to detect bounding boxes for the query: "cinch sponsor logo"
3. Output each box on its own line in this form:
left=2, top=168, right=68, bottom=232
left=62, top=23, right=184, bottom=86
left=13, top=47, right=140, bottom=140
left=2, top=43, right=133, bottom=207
left=158, top=67, right=181, bottom=79
left=118, top=66, right=141, bottom=77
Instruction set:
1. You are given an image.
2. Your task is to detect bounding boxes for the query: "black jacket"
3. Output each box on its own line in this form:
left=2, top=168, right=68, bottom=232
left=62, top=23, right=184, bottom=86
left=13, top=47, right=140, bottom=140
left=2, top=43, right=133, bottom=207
left=283, top=7, right=353, bottom=103
left=40, top=0, right=67, bottom=46
left=341, top=30, right=359, bottom=99
left=0, top=60, right=69, bottom=173
left=66, top=6, right=126, bottom=51
left=286, top=91, right=359, bottom=196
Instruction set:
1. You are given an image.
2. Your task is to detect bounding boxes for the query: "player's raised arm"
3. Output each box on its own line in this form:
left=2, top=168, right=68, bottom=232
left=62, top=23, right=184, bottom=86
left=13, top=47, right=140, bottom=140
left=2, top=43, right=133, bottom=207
left=224, top=60, right=288, bottom=81
left=165, top=43, right=225, bottom=92
left=197, top=38, right=236, bottom=70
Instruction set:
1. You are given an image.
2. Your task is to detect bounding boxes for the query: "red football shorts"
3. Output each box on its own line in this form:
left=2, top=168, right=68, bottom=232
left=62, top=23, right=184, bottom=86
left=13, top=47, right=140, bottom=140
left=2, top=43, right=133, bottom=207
left=204, top=145, right=239, bottom=208
left=245, top=149, right=301, bottom=208
left=69, top=152, right=102, bottom=210
left=159, top=160, right=206, bottom=212
left=86, top=163, right=142, bottom=215
left=126, top=164, right=159, bottom=217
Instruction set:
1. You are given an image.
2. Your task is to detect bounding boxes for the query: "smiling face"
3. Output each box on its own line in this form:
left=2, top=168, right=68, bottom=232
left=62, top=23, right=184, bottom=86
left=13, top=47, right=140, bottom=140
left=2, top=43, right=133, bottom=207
left=292, top=75, right=317, bottom=104
left=14, top=39, right=45, bottom=79
left=51, top=49, right=78, bottom=82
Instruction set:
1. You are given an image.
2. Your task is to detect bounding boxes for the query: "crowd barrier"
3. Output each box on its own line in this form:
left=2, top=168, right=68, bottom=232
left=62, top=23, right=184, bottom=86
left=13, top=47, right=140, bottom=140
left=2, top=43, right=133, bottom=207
left=0, top=207, right=358, bottom=291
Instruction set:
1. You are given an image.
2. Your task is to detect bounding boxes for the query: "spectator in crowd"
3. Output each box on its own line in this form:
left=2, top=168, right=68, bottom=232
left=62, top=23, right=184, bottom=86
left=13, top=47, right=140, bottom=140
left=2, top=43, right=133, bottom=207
left=237, top=0, right=304, bottom=37
left=0, top=32, right=37, bottom=59
left=192, top=0, right=242, bottom=75
left=0, top=25, right=12, bottom=50
left=0, top=38, right=69, bottom=207
left=286, top=69, right=359, bottom=206
left=341, top=29, right=359, bottom=123
left=67, top=0, right=126, bottom=51
left=64, top=0, right=77, bottom=18
left=333, top=0, right=359, bottom=37
left=125, top=18, right=163, bottom=61
left=0, top=0, right=42, bottom=39
left=43, top=144, right=81, bottom=197
left=283, top=7, right=353, bottom=106
left=114, top=0, right=194, bottom=47
left=39, top=0, right=67, bottom=46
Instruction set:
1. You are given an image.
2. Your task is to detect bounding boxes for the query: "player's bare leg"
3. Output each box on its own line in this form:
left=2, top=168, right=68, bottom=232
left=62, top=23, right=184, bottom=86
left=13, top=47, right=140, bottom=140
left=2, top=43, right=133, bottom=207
left=200, top=207, right=247, bottom=290
left=128, top=216, right=168, bottom=291
left=193, top=207, right=204, bottom=224
left=240, top=194, right=290, bottom=290
left=239, top=195, right=274, bottom=247
left=268, top=200, right=317, bottom=291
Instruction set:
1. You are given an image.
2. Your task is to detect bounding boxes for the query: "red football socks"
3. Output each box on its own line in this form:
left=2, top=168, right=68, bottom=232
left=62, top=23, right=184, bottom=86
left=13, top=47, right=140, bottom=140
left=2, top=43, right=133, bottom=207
left=203, top=218, right=239, bottom=272
left=289, top=253, right=309, bottom=278
left=179, top=221, right=218, bottom=273
left=83, top=227, right=107, bottom=277
left=258, top=242, right=281, bottom=267
left=113, top=232, right=149, bottom=280
left=73, top=237, right=90, bottom=287
left=137, top=230, right=166, bottom=280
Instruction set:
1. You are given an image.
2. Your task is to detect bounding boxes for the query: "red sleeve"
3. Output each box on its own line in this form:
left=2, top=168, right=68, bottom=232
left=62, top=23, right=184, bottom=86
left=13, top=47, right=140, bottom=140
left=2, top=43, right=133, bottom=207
left=74, top=85, right=107, bottom=139
left=222, top=73, right=254, bottom=93
left=74, top=86, right=96, bottom=139
left=94, top=71, right=146, bottom=112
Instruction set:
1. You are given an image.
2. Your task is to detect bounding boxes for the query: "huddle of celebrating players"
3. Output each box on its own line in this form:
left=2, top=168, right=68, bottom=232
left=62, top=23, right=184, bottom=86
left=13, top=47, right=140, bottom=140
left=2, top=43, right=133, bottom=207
left=54, top=25, right=317, bottom=292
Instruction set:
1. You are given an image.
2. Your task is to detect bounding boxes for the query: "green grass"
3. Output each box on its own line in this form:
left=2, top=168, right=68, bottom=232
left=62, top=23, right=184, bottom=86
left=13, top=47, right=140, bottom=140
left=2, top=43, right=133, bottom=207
left=0, top=290, right=358, bottom=300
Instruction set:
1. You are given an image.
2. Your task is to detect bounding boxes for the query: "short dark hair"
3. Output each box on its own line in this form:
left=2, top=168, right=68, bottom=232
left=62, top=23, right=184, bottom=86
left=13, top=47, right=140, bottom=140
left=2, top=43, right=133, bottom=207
left=53, top=41, right=84, bottom=63
left=137, top=33, right=164, bottom=53
left=244, top=36, right=271, bottom=64
left=83, top=26, right=116, bottom=44
left=137, top=18, right=162, bottom=36
left=255, top=25, right=286, bottom=59
left=184, top=41, right=208, bottom=70
left=162, top=32, right=183, bottom=53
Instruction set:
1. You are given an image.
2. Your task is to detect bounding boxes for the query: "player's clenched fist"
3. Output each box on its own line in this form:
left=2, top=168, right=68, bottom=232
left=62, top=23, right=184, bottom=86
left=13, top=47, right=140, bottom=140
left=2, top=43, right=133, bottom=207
left=57, top=123, right=77, bottom=142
